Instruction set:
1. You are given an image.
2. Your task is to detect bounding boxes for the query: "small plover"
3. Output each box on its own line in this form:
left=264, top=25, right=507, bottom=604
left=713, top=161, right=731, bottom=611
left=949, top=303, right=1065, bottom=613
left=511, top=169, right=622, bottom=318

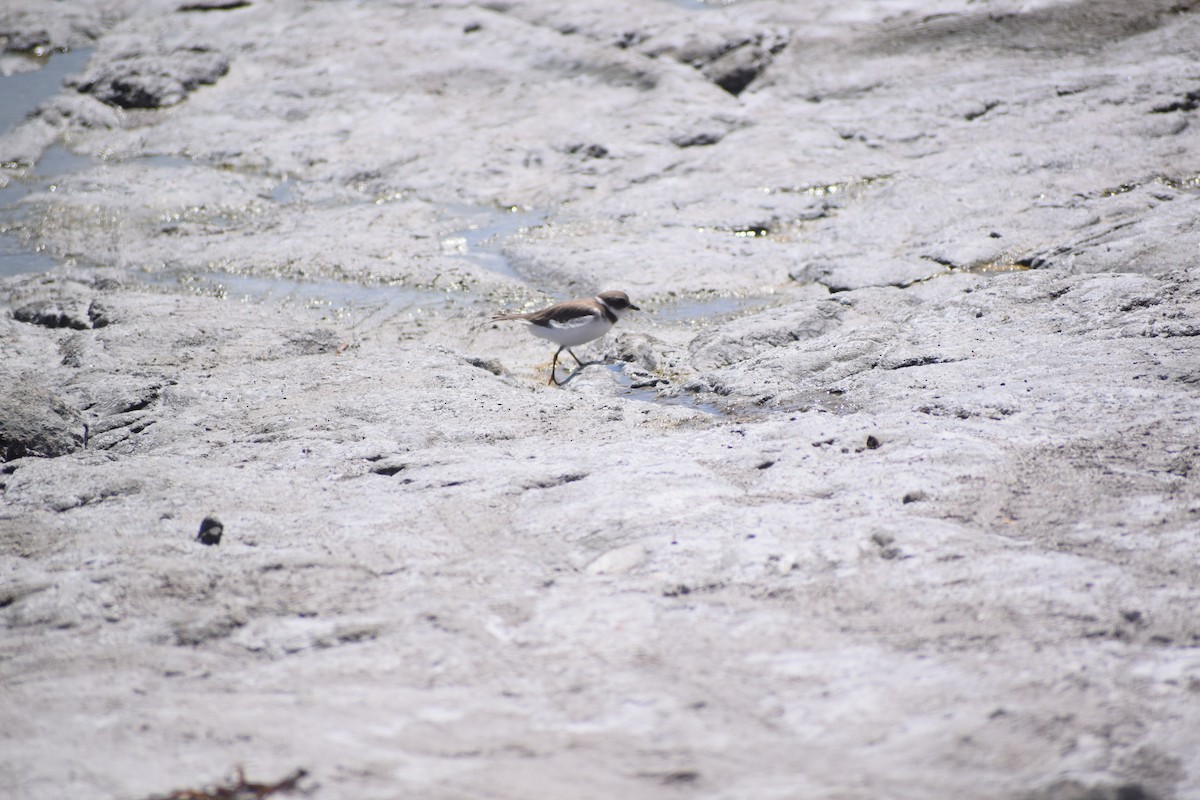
left=492, top=290, right=640, bottom=385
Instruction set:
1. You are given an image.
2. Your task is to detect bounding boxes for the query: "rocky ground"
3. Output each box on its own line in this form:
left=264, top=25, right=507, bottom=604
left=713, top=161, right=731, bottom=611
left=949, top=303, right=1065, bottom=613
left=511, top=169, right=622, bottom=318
left=2, top=1, right=1199, bottom=798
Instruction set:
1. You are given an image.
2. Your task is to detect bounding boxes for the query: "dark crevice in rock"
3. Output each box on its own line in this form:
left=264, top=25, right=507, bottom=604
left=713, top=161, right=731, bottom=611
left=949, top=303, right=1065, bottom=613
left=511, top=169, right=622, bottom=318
left=177, top=0, right=252, bottom=11
left=1151, top=89, right=1200, bottom=113
left=524, top=473, right=587, bottom=490
left=465, top=356, right=505, bottom=375
left=74, top=46, right=230, bottom=109
left=886, top=356, right=960, bottom=370
left=921, top=254, right=959, bottom=269
left=118, top=386, right=162, bottom=414
left=964, top=100, right=1001, bottom=121
left=696, top=34, right=789, bottom=97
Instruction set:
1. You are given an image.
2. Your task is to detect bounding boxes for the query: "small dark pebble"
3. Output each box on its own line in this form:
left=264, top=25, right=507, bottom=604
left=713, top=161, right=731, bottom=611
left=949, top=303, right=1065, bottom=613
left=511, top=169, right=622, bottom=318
left=866, top=434, right=881, bottom=449
left=566, top=143, right=608, bottom=159
left=671, top=131, right=723, bottom=148
left=902, top=491, right=927, bottom=504
left=196, top=516, right=223, bottom=546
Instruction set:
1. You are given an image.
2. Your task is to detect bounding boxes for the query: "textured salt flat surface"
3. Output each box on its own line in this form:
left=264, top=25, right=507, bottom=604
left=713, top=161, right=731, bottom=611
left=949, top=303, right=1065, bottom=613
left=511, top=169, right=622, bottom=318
left=2, top=1, right=1199, bottom=798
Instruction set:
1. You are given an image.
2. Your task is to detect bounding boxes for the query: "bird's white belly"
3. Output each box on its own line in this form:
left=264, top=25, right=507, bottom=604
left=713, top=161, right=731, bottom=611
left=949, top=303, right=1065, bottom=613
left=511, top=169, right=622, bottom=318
left=527, top=317, right=613, bottom=348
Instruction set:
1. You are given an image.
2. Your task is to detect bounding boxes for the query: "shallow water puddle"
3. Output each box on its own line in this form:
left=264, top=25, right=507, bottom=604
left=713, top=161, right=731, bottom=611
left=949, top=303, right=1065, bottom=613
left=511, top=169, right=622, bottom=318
left=1, top=45, right=96, bottom=276
left=143, top=202, right=538, bottom=323
left=0, top=145, right=98, bottom=277
left=270, top=175, right=297, bottom=204
left=964, top=261, right=1032, bottom=275
left=651, top=291, right=781, bottom=326
left=605, top=364, right=722, bottom=415
left=144, top=270, right=452, bottom=330
left=766, top=175, right=891, bottom=198
left=0, top=47, right=92, bottom=140
left=0, top=226, right=56, bottom=276
left=440, top=204, right=545, bottom=281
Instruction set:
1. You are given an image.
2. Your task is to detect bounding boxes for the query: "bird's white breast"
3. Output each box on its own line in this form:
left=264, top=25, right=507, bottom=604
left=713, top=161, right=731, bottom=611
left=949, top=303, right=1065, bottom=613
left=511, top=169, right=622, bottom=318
left=527, top=314, right=613, bottom=347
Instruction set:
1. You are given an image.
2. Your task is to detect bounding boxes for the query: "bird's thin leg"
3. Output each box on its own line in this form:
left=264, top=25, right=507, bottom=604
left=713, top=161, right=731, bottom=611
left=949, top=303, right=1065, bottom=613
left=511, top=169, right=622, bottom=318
left=566, top=348, right=585, bottom=367
left=548, top=346, right=564, bottom=385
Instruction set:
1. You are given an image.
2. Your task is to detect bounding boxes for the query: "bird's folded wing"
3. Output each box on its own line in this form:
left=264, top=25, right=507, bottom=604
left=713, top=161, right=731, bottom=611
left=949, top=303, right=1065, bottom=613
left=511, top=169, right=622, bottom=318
left=546, top=311, right=599, bottom=329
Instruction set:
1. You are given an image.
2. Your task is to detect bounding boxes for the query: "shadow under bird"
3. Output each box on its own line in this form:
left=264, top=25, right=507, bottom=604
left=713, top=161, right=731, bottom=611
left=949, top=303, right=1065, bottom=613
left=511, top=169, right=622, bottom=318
left=492, top=290, right=640, bottom=385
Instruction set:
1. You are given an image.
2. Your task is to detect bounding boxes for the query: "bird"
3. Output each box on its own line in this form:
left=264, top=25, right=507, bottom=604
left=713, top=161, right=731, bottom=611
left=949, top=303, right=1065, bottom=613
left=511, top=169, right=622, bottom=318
left=492, top=290, right=640, bottom=385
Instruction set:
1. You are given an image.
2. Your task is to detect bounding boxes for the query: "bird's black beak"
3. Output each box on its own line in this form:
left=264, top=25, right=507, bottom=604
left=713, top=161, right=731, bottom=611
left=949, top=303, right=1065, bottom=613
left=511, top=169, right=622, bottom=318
left=629, top=304, right=641, bottom=311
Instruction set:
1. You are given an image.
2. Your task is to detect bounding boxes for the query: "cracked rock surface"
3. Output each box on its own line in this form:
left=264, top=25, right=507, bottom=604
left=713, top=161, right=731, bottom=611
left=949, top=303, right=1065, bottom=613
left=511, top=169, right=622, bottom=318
left=1, top=1, right=1199, bottom=799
